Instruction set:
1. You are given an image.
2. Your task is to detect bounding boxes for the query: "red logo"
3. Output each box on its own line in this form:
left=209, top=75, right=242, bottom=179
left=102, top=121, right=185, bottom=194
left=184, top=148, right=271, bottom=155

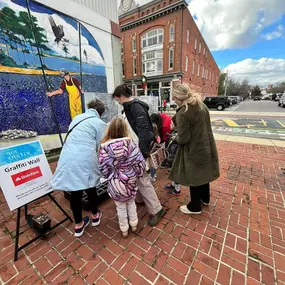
left=11, top=166, right=43, bottom=186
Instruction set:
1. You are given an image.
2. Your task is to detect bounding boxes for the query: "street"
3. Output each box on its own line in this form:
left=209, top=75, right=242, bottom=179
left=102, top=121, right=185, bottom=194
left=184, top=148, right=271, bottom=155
left=211, top=99, right=285, bottom=140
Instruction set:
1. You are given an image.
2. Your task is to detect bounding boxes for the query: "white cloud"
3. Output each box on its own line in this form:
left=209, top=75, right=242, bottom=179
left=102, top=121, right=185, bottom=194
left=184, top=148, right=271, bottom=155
left=224, top=58, right=285, bottom=86
left=188, top=0, right=285, bottom=51
left=261, top=25, right=284, bottom=40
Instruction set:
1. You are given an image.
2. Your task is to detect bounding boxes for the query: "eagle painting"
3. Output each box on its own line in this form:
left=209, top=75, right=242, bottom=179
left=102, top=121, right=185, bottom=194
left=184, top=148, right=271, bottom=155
left=48, top=15, right=69, bottom=44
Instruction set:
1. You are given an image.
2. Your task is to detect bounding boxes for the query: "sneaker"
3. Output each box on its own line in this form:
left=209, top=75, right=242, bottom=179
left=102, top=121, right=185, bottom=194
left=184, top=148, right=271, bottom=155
left=131, top=225, right=137, bottom=232
left=180, top=205, right=201, bottom=215
left=148, top=208, right=166, bottom=226
left=200, top=200, right=209, bottom=206
left=92, top=211, right=102, bottom=226
left=168, top=189, right=181, bottom=196
left=74, top=216, right=90, bottom=237
left=164, top=184, right=175, bottom=191
left=122, top=231, right=128, bottom=237
left=150, top=177, right=156, bottom=182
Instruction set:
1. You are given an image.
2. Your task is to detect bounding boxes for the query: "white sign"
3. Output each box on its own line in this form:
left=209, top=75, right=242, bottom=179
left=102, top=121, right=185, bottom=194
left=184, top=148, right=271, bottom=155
left=0, top=141, right=53, bottom=211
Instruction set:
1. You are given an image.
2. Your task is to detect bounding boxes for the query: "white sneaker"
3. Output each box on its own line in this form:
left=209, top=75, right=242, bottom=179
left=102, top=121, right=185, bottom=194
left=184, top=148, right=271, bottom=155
left=122, top=231, right=128, bottom=237
left=180, top=205, right=201, bottom=215
left=150, top=177, right=156, bottom=182
left=131, top=226, right=137, bottom=232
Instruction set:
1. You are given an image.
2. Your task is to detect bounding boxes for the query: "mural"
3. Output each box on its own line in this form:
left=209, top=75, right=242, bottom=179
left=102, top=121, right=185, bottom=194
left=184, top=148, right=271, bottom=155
left=0, top=0, right=108, bottom=137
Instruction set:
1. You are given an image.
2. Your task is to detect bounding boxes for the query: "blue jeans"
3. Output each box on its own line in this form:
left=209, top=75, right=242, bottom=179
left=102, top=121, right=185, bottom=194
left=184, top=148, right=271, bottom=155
left=150, top=168, right=156, bottom=178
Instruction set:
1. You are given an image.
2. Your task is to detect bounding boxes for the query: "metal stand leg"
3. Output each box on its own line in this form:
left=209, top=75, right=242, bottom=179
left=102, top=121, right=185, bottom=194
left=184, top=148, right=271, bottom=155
left=24, top=205, right=28, bottom=220
left=14, top=208, right=21, bottom=262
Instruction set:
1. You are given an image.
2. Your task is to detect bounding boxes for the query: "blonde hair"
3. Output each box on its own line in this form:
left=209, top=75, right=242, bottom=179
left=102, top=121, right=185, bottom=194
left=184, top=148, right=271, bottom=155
left=101, top=117, right=130, bottom=144
left=172, top=84, right=202, bottom=111
left=152, top=123, right=159, bottom=137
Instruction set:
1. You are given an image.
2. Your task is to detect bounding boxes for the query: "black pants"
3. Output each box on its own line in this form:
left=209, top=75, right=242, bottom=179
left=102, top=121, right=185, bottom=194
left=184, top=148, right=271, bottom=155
left=187, top=183, right=210, bottom=212
left=70, top=187, right=98, bottom=224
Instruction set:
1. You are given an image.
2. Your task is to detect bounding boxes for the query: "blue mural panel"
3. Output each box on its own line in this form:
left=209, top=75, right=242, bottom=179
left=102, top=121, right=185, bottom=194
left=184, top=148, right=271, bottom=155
left=0, top=0, right=107, bottom=136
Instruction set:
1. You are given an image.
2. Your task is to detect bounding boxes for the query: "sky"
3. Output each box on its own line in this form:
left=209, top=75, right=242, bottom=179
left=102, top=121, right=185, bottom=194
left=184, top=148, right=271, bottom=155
left=122, top=0, right=285, bottom=87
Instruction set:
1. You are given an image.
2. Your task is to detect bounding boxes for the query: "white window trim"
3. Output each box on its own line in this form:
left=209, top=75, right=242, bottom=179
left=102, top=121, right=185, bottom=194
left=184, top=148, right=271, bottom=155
left=198, top=64, right=200, bottom=77
left=194, top=38, right=197, bottom=49
left=185, top=56, right=188, bottom=72
left=169, top=25, right=175, bottom=42
left=133, top=57, right=137, bottom=76
left=199, top=42, right=201, bottom=54
left=141, top=29, right=164, bottom=49
left=192, top=60, right=195, bottom=75
left=186, top=29, right=190, bottom=44
left=169, top=48, right=174, bottom=70
left=132, top=38, right=136, bottom=52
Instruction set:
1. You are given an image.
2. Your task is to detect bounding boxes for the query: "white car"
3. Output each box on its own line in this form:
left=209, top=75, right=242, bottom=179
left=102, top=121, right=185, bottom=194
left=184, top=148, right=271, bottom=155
left=279, top=95, right=285, bottom=107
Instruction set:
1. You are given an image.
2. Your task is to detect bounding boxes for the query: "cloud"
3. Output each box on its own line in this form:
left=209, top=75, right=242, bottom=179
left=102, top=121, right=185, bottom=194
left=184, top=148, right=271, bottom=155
left=188, top=0, right=285, bottom=51
left=223, top=58, right=285, bottom=86
left=261, top=25, right=284, bottom=40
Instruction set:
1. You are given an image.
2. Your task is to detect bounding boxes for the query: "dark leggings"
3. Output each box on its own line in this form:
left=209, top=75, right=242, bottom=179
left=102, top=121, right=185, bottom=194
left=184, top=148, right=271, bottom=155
left=188, top=183, right=210, bottom=212
left=70, top=187, right=98, bottom=224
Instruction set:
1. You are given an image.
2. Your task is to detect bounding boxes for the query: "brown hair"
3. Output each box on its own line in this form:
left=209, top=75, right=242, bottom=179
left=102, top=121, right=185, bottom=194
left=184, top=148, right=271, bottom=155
left=101, top=117, right=130, bottom=144
left=112, top=84, right=132, bottom=98
left=152, top=123, right=159, bottom=137
left=87, top=99, right=105, bottom=116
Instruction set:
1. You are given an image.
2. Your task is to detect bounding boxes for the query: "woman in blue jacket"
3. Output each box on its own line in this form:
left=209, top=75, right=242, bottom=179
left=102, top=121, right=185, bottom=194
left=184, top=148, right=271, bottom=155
left=52, top=99, right=106, bottom=237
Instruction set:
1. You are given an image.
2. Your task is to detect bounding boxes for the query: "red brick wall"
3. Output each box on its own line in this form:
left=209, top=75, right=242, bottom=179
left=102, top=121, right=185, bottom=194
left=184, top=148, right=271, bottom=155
left=119, top=0, right=219, bottom=97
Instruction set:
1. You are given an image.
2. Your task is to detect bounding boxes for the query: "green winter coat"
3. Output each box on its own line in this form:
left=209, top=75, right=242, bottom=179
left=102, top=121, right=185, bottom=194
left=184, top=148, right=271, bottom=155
left=168, top=102, right=220, bottom=186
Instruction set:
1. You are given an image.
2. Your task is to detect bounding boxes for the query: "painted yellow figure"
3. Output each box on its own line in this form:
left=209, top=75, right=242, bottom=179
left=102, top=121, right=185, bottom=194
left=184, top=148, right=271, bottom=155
left=47, top=69, right=83, bottom=119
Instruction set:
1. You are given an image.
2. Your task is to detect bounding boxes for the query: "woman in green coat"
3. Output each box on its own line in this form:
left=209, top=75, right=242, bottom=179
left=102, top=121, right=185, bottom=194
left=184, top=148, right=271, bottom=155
left=168, top=84, right=220, bottom=215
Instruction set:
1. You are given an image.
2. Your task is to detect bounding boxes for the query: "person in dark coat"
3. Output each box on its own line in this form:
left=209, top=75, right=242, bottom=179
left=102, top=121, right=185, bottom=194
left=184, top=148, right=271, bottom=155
left=168, top=84, right=220, bottom=215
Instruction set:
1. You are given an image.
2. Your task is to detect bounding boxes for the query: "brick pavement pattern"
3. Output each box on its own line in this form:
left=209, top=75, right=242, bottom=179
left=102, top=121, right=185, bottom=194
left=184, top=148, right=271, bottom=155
left=1, top=141, right=285, bottom=284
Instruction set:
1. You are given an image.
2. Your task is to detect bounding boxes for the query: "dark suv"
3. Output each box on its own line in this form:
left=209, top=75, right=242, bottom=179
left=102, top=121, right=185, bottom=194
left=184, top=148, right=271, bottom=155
left=203, top=96, right=229, bottom=111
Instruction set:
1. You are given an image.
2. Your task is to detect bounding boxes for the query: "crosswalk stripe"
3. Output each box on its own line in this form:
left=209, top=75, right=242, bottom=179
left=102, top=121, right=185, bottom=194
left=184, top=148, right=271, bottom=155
left=223, top=119, right=239, bottom=127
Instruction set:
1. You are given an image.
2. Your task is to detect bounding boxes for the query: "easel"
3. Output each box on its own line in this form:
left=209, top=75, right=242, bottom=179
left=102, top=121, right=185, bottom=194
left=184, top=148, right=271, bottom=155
left=14, top=192, right=73, bottom=261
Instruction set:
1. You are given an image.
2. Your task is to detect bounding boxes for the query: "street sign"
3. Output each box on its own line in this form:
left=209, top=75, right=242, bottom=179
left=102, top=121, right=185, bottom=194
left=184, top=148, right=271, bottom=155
left=0, top=141, right=53, bottom=211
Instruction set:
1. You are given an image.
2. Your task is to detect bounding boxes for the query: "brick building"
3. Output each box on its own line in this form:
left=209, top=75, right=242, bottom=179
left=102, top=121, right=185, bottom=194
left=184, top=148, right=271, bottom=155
left=118, top=0, right=220, bottom=103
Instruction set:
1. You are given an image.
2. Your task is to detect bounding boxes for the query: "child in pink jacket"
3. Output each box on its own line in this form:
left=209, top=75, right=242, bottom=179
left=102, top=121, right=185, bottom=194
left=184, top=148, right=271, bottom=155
left=99, top=117, right=145, bottom=237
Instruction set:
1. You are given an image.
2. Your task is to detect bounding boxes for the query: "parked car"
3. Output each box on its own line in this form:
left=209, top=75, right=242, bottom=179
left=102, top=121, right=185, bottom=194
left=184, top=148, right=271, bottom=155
left=204, top=96, right=229, bottom=111
left=279, top=95, right=285, bottom=107
left=253, top=96, right=261, bottom=101
left=228, top=96, right=240, bottom=104
left=275, top=93, right=283, bottom=101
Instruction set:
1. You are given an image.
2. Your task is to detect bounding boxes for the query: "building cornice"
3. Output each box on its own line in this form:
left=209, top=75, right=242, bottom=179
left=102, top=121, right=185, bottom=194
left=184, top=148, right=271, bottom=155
left=120, top=0, right=188, bottom=32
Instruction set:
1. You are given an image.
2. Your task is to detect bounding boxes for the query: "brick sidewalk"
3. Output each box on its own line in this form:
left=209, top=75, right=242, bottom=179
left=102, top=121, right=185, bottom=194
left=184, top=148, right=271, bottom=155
left=1, top=141, right=285, bottom=284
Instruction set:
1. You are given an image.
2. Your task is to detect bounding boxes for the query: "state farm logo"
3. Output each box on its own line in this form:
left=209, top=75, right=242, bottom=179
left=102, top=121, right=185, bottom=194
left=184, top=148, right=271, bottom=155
left=11, top=166, right=43, bottom=186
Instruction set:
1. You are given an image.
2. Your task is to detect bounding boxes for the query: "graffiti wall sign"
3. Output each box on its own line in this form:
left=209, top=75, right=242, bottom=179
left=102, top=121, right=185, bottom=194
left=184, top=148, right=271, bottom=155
left=0, top=0, right=107, bottom=137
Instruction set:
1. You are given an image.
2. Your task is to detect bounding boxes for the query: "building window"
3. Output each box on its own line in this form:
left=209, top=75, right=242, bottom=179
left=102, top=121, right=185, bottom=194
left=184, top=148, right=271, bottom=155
left=186, top=29, right=190, bottom=43
left=206, top=51, right=208, bottom=58
left=133, top=57, right=137, bottom=75
left=202, top=66, right=204, bottom=78
left=206, top=69, right=208, bottom=79
left=122, top=62, right=125, bottom=77
left=132, top=38, right=136, bottom=52
left=185, top=56, right=188, bottom=72
left=121, top=42, right=124, bottom=54
left=169, top=48, right=174, bottom=69
left=209, top=71, right=211, bottom=81
left=141, top=29, right=164, bottom=48
left=158, top=5, right=161, bottom=9
left=203, top=47, right=205, bottom=55
left=192, top=60, right=195, bottom=75
left=142, top=12, right=144, bottom=16
left=142, top=50, right=163, bottom=76
left=194, top=38, right=197, bottom=49
left=198, top=64, right=200, bottom=77
left=169, top=25, right=174, bottom=42
left=199, top=42, right=201, bottom=54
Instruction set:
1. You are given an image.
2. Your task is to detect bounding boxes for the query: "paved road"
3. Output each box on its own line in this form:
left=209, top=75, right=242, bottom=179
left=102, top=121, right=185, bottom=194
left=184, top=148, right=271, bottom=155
left=211, top=100, right=285, bottom=140
left=233, top=99, right=284, bottom=112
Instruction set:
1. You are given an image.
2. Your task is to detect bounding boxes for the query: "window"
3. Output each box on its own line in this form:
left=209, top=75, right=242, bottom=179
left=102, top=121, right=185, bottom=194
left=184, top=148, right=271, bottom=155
left=209, top=71, right=211, bottom=81
left=199, top=42, right=201, bottom=54
left=198, top=64, right=200, bottom=77
left=141, top=29, right=163, bottom=48
left=206, top=51, right=208, bottom=58
left=169, top=48, right=174, bottom=69
left=206, top=69, right=208, bottom=79
left=186, top=29, right=190, bottom=44
left=132, top=38, right=136, bottom=52
left=122, top=62, right=125, bottom=77
left=194, top=38, right=197, bottom=49
left=202, top=66, right=204, bottom=78
left=133, top=57, right=137, bottom=75
left=192, top=60, right=195, bottom=75
left=185, top=56, right=188, bottom=72
left=169, top=25, right=174, bottom=42
left=121, top=42, right=124, bottom=54
left=142, top=50, right=163, bottom=75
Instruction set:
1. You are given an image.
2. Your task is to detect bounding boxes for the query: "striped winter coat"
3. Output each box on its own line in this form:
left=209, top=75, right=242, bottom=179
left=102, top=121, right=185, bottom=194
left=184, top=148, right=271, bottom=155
left=99, top=137, right=145, bottom=202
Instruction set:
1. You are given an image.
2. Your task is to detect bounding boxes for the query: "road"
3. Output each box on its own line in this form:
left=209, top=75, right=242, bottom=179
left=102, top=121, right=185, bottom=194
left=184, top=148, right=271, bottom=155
left=211, top=100, right=285, bottom=140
